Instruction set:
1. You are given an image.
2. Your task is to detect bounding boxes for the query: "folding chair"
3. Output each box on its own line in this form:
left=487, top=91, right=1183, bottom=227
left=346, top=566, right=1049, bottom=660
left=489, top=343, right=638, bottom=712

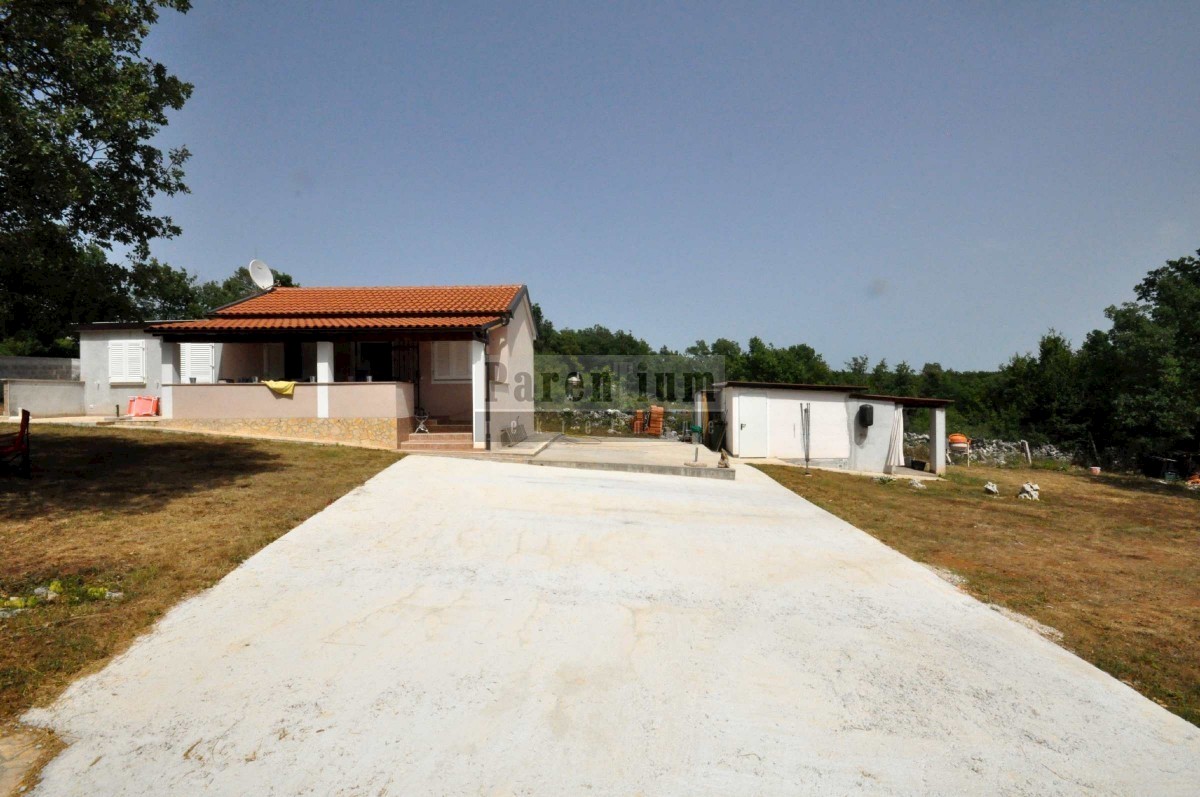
left=0, top=410, right=31, bottom=478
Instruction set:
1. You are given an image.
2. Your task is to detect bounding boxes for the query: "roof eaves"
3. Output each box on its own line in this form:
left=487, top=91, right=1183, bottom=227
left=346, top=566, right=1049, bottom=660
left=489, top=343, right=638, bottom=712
left=716, top=380, right=869, bottom=393
left=851, top=392, right=954, bottom=407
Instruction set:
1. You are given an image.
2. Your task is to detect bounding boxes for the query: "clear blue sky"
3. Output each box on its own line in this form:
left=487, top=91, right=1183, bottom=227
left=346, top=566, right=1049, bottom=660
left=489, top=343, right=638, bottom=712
left=143, top=1, right=1200, bottom=370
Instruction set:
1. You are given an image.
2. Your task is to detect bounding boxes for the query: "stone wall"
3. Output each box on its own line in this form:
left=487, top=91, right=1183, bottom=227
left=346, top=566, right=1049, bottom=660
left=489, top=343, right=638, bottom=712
left=905, top=432, right=1073, bottom=465
left=160, top=417, right=405, bottom=450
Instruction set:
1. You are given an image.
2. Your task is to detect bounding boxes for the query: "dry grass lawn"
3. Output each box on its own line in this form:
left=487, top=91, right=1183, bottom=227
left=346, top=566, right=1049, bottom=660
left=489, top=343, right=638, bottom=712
left=758, top=463, right=1200, bottom=726
left=0, top=424, right=400, bottom=726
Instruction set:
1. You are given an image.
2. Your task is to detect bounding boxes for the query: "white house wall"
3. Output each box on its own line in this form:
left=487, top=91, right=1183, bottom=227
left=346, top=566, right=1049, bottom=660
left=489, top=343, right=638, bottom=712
left=80, top=329, right=165, bottom=415
left=486, top=294, right=536, bottom=445
left=80, top=331, right=242, bottom=414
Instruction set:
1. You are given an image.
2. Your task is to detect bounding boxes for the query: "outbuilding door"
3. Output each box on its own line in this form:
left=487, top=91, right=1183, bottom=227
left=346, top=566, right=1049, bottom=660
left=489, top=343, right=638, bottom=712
left=737, top=392, right=769, bottom=457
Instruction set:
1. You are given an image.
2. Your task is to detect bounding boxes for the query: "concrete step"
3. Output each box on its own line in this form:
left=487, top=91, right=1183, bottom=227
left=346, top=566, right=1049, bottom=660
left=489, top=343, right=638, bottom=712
left=408, top=431, right=472, bottom=441
left=401, top=431, right=475, bottom=451
left=424, top=423, right=471, bottom=433
left=401, top=440, right=476, bottom=451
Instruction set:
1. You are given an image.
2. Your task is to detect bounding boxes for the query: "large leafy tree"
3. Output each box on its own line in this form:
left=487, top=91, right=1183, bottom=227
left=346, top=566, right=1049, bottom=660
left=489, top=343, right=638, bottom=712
left=1079, top=252, right=1200, bottom=456
left=0, top=0, right=192, bottom=351
left=193, top=266, right=297, bottom=313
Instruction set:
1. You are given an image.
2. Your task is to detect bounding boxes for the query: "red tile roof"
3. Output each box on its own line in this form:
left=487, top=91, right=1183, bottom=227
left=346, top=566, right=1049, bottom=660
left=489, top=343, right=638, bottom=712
left=150, top=315, right=504, bottom=333
left=214, top=285, right=523, bottom=317
left=147, top=284, right=525, bottom=335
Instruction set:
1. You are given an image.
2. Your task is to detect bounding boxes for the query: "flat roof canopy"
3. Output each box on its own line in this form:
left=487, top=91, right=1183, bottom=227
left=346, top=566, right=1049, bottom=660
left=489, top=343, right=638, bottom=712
left=851, top=393, right=954, bottom=408
left=715, top=381, right=953, bottom=407
left=716, top=380, right=868, bottom=392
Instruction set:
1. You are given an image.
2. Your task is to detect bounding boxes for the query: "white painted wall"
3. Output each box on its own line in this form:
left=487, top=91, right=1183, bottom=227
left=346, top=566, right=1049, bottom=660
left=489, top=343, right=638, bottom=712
left=846, top=398, right=899, bottom=474
left=80, top=329, right=265, bottom=415
left=159, top=338, right=180, bottom=419
left=929, top=406, right=947, bottom=475
left=487, top=294, right=536, bottom=446
left=763, top=389, right=851, bottom=460
left=3, top=379, right=85, bottom=417
left=80, top=328, right=164, bottom=415
left=470, top=339, right=486, bottom=448
left=722, top=386, right=852, bottom=461
left=316, top=341, right=333, bottom=419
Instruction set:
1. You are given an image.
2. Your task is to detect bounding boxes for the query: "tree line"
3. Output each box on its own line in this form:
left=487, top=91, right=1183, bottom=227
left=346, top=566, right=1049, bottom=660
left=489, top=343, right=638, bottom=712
left=534, top=251, right=1200, bottom=464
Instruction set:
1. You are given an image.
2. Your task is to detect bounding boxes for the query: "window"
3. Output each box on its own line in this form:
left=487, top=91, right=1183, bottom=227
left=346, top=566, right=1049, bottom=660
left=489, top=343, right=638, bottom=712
left=432, top=341, right=472, bottom=382
left=108, top=340, right=146, bottom=385
left=180, top=343, right=215, bottom=384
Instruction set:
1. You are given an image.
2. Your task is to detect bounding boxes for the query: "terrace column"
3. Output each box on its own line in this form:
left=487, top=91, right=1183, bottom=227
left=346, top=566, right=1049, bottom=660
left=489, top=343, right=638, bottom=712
left=471, top=339, right=486, bottom=449
left=160, top=342, right=179, bottom=419
left=929, top=406, right=947, bottom=476
left=316, top=341, right=334, bottom=419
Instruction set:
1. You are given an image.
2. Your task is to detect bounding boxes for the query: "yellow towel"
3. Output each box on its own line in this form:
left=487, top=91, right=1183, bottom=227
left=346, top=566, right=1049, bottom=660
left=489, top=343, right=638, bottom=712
left=263, top=380, right=296, bottom=397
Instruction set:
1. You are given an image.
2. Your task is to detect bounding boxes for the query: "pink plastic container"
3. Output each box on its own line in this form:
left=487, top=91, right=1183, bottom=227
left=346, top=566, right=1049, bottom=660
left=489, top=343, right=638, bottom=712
left=126, top=396, right=160, bottom=417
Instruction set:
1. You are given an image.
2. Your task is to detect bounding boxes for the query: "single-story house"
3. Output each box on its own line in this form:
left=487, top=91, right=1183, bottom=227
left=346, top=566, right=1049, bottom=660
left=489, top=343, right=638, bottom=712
left=711, top=380, right=952, bottom=474
left=54, top=283, right=536, bottom=450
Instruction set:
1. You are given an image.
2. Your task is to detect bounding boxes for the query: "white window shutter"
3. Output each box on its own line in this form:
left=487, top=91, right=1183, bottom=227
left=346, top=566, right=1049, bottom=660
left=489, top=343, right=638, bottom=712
left=108, top=339, right=146, bottom=384
left=433, top=341, right=471, bottom=382
left=127, top=340, right=145, bottom=383
left=454, top=344, right=469, bottom=379
left=108, top=342, right=124, bottom=383
left=199, top=344, right=214, bottom=382
left=434, top=342, right=450, bottom=377
left=179, top=343, right=214, bottom=383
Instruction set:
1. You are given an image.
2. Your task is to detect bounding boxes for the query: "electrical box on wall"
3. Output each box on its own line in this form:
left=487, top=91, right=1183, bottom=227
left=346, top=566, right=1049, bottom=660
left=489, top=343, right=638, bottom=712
left=857, top=404, right=874, bottom=428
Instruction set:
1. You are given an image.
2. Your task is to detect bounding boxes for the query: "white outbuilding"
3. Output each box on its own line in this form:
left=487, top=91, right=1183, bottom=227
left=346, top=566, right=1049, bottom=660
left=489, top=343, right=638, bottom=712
left=711, top=381, right=951, bottom=475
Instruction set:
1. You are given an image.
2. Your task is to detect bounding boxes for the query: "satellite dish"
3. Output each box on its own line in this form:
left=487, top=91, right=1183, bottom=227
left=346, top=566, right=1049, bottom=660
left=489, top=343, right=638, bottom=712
left=247, top=259, right=275, bottom=290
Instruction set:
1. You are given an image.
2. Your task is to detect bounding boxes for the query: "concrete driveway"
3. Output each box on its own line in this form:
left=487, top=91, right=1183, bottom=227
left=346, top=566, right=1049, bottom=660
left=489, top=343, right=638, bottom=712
left=25, top=458, right=1200, bottom=795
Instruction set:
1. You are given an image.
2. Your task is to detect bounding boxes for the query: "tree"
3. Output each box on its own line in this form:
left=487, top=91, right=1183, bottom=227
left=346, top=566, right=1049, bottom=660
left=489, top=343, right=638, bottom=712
left=1081, top=304, right=1195, bottom=456
left=129, top=257, right=203, bottom=320
left=193, top=266, right=297, bottom=314
left=844, top=355, right=870, bottom=380
left=0, top=0, right=193, bottom=349
left=0, top=242, right=131, bottom=355
left=891, top=361, right=917, bottom=396
left=869, top=358, right=891, bottom=392
left=709, top=339, right=745, bottom=370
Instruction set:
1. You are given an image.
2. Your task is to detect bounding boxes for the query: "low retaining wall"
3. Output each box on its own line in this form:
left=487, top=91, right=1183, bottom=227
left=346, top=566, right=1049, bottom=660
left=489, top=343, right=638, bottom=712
left=159, top=417, right=412, bottom=450
left=2, top=379, right=85, bottom=418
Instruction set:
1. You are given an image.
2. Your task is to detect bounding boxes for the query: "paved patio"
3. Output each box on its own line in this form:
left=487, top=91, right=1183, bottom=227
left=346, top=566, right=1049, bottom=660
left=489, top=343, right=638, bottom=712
left=22, top=457, right=1200, bottom=795
left=531, top=436, right=731, bottom=478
